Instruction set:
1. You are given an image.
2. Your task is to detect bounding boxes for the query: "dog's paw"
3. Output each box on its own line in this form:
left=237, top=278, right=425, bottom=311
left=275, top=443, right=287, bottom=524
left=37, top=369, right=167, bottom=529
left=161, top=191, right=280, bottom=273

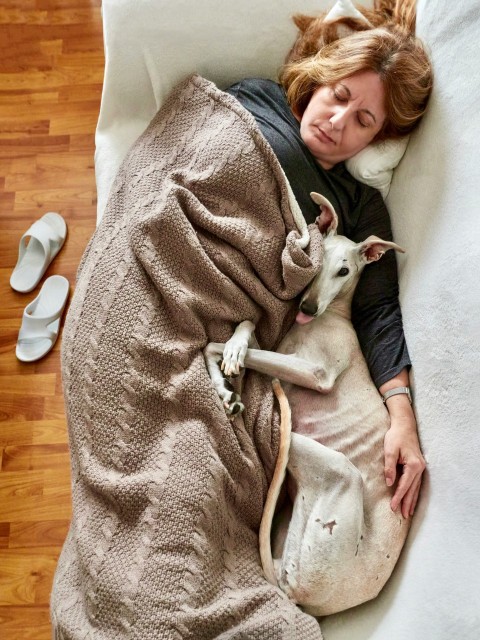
left=222, top=335, right=249, bottom=377
left=224, top=393, right=245, bottom=420
left=216, top=376, right=245, bottom=419
left=221, top=378, right=245, bottom=419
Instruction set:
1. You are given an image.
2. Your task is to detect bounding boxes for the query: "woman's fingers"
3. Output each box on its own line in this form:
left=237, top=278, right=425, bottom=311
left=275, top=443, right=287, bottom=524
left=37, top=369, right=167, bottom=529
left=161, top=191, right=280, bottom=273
left=390, top=457, right=425, bottom=516
left=384, top=447, right=399, bottom=487
left=409, top=481, right=421, bottom=517
left=398, top=475, right=420, bottom=518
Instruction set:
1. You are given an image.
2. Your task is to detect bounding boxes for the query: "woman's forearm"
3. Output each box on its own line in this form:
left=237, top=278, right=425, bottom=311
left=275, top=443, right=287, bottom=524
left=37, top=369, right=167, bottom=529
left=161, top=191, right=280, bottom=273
left=379, top=367, right=426, bottom=517
left=379, top=367, right=415, bottom=422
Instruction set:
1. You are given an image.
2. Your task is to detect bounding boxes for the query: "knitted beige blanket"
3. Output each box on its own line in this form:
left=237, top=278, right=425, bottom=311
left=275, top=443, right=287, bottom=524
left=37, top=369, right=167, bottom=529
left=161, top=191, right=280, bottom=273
left=51, top=75, right=324, bottom=639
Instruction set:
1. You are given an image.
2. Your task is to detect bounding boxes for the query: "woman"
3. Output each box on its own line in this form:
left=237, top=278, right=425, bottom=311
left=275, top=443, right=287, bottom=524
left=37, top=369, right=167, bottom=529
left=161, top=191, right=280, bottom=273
left=226, top=21, right=432, bottom=520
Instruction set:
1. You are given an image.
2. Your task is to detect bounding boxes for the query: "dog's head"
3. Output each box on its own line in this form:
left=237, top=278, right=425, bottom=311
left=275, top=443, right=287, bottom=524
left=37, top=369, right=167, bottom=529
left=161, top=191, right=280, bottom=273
left=296, top=192, right=405, bottom=323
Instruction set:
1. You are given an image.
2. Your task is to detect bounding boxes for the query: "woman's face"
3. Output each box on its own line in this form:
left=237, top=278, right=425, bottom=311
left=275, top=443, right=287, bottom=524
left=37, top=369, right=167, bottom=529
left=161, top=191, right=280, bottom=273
left=299, top=70, right=387, bottom=169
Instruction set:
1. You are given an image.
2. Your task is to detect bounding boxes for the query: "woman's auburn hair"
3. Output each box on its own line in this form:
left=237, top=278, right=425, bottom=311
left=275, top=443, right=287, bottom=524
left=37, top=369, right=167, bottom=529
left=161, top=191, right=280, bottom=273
left=280, top=26, right=433, bottom=141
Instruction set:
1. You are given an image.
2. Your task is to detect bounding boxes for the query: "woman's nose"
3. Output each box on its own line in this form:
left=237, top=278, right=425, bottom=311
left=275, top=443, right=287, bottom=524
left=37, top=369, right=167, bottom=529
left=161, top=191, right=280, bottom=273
left=330, top=105, right=350, bottom=130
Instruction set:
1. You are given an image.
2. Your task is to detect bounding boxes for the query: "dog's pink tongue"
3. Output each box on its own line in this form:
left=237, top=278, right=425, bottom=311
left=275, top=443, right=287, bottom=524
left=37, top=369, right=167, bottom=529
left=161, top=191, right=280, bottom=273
left=296, top=311, right=315, bottom=325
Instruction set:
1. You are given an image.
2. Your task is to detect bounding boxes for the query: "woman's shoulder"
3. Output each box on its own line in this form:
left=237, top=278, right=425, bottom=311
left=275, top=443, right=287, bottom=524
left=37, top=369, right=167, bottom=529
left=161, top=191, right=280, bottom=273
left=226, top=77, right=282, bottom=95
left=226, top=78, right=289, bottom=109
left=225, top=77, right=295, bottom=126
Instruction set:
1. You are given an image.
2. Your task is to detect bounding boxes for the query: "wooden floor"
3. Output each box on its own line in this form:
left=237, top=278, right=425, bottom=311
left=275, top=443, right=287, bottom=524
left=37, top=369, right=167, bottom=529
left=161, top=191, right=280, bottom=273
left=0, top=2, right=104, bottom=637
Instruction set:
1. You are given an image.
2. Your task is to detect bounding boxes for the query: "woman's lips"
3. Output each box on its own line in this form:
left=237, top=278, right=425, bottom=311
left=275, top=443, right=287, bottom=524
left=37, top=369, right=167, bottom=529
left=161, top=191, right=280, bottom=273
left=316, top=127, right=335, bottom=144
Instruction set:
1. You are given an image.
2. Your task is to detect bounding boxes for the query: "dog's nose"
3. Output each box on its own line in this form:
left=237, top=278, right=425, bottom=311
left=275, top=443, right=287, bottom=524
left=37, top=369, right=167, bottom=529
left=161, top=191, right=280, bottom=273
left=299, top=300, right=317, bottom=317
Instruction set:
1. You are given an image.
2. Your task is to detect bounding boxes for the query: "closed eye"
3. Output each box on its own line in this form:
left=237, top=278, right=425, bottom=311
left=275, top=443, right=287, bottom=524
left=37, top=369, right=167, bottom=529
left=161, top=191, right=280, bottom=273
left=338, top=267, right=349, bottom=277
left=333, top=88, right=372, bottom=127
left=333, top=89, right=348, bottom=103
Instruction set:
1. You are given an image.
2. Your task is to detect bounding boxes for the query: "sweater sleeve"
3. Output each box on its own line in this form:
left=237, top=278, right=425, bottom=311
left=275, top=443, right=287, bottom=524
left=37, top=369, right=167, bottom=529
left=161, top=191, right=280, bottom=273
left=349, top=188, right=411, bottom=388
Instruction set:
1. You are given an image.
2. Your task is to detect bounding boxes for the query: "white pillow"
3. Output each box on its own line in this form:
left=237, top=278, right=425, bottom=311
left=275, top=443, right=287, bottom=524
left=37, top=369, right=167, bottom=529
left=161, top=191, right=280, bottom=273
left=345, top=136, right=409, bottom=199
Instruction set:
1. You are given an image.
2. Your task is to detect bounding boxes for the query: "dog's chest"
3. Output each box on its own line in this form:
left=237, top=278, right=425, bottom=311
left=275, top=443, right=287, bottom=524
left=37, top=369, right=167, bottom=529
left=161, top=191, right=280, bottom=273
left=277, top=311, right=354, bottom=370
left=277, top=312, right=389, bottom=468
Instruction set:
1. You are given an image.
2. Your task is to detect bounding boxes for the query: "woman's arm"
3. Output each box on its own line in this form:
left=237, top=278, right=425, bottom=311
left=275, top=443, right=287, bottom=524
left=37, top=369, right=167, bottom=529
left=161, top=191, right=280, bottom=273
left=379, top=368, right=426, bottom=518
left=349, top=188, right=425, bottom=517
left=349, top=187, right=411, bottom=388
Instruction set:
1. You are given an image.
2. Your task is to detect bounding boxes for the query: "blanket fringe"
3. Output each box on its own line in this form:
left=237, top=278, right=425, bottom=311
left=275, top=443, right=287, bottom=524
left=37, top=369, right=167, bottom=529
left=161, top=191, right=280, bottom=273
left=259, top=378, right=292, bottom=585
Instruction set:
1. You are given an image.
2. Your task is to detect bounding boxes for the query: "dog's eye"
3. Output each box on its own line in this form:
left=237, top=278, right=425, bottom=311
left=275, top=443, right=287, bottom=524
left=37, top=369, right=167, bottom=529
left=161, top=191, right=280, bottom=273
left=338, top=267, right=349, bottom=277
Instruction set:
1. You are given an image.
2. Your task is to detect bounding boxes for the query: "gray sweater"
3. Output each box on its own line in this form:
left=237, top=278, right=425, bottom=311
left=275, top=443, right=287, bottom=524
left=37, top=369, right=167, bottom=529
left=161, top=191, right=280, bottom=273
left=227, top=78, right=411, bottom=387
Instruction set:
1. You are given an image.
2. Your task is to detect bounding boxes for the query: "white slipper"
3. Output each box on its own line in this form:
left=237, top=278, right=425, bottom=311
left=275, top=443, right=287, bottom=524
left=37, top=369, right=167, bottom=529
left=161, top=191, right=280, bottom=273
left=10, top=212, right=67, bottom=293
left=16, top=276, right=70, bottom=363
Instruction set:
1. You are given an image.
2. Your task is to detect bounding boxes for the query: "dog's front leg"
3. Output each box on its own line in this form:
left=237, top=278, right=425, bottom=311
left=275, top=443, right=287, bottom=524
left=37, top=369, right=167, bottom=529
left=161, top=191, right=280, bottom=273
left=242, top=348, right=336, bottom=393
left=203, top=320, right=256, bottom=418
left=222, top=320, right=256, bottom=376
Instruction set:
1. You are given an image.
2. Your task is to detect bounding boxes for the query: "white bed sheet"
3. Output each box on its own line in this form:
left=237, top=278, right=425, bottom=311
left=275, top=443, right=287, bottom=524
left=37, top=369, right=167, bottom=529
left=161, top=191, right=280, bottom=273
left=95, top=1, right=480, bottom=638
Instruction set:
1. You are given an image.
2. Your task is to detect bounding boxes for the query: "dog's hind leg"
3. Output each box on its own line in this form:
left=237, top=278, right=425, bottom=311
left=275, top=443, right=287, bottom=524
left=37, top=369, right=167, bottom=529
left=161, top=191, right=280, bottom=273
left=275, top=432, right=365, bottom=615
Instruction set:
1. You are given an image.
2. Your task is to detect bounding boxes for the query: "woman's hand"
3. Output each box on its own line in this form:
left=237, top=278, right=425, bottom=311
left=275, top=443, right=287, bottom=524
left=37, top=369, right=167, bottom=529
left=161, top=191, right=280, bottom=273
left=379, top=370, right=426, bottom=519
left=384, top=409, right=425, bottom=518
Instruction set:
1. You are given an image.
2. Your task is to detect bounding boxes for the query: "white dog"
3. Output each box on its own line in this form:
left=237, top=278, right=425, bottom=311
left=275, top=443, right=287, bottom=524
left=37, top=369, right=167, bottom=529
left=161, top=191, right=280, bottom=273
left=204, top=193, right=410, bottom=616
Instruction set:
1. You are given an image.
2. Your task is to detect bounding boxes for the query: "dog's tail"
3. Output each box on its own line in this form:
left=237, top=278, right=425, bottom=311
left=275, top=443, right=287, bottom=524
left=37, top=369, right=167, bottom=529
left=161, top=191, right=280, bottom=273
left=259, top=378, right=292, bottom=586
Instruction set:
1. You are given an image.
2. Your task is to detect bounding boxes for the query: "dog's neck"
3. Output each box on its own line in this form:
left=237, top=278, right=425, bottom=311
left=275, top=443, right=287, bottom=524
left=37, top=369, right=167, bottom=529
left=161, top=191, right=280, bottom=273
left=326, top=296, right=352, bottom=320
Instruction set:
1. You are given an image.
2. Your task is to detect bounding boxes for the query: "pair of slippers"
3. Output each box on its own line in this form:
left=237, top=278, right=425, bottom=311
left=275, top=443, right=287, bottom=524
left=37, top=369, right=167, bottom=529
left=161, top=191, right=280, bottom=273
left=11, top=212, right=70, bottom=363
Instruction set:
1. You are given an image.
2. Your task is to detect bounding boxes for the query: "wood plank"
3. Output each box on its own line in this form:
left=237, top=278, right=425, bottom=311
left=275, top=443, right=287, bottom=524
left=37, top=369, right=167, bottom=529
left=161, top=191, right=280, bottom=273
left=0, top=100, right=101, bottom=119
left=1, top=67, right=104, bottom=92
left=12, top=186, right=96, bottom=210
left=0, top=470, right=71, bottom=522
left=68, top=132, right=96, bottom=151
left=0, top=548, right=60, bottom=605
left=0, top=521, right=10, bottom=548
left=0, top=8, right=102, bottom=27
left=0, top=606, right=51, bottom=640
left=0, top=470, right=44, bottom=503
left=0, top=492, right=72, bottom=523
left=1, top=444, right=70, bottom=472
left=43, top=395, right=69, bottom=421
left=49, top=110, right=99, bottom=136
left=0, top=395, right=46, bottom=423
left=58, top=83, right=103, bottom=102
left=0, top=420, right=68, bottom=447
left=0, top=192, right=15, bottom=213
left=0, top=21, right=103, bottom=45
left=0, top=91, right=59, bottom=105
left=0, top=135, right=71, bottom=158
left=5, top=155, right=95, bottom=190
left=0, top=120, right=50, bottom=138
left=8, top=520, right=70, bottom=549
left=0, top=375, right=57, bottom=397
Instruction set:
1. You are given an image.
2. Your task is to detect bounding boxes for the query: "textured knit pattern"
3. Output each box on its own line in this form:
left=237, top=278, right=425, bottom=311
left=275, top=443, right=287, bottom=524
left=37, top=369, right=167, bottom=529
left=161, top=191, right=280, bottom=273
left=50, top=75, right=324, bottom=639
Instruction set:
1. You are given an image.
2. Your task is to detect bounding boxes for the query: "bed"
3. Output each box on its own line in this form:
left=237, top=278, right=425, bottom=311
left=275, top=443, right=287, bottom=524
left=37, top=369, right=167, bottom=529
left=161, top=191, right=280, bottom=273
left=52, top=0, right=480, bottom=638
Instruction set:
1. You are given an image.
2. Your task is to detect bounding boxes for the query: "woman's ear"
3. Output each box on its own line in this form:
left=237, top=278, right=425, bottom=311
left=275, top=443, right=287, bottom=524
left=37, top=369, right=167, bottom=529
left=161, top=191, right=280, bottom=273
left=310, top=191, right=338, bottom=236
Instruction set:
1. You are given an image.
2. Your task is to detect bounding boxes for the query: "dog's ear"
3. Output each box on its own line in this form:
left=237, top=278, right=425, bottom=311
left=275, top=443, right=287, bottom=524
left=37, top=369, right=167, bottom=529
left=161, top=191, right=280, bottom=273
left=311, top=192, right=338, bottom=236
left=358, top=235, right=405, bottom=263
